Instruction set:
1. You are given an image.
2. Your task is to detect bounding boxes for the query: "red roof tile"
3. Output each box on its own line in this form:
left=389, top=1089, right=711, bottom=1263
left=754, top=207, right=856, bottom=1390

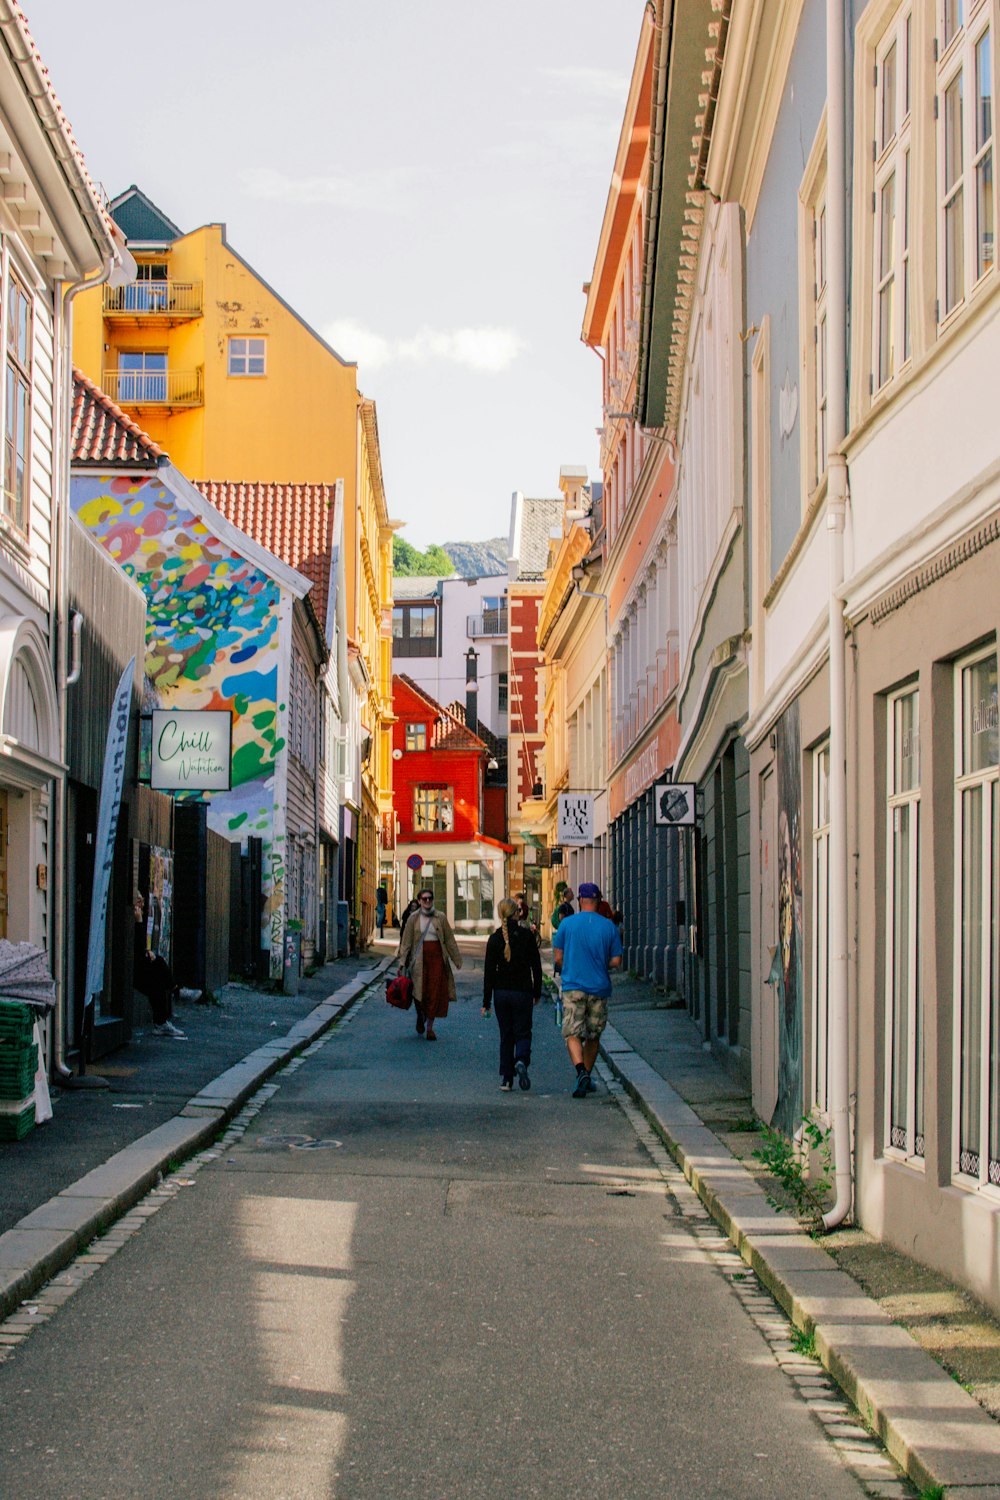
left=196, top=480, right=337, bottom=631
left=394, top=674, right=487, bottom=751
left=71, top=368, right=164, bottom=466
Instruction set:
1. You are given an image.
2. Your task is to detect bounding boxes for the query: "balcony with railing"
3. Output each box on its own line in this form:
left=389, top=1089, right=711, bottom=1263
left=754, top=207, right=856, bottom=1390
left=467, top=609, right=508, bottom=638
left=102, top=367, right=204, bottom=410
left=104, top=280, right=203, bottom=322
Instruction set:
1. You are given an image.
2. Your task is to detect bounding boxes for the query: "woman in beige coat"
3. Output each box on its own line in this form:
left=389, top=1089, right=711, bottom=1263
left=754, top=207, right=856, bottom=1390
left=397, top=888, right=463, bottom=1040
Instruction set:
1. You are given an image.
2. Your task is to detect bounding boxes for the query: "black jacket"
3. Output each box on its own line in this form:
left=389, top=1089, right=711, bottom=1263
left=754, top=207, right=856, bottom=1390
left=483, top=920, right=543, bottom=1004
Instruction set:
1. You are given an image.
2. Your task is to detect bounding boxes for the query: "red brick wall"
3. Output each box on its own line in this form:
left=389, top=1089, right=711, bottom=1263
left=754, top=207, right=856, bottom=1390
left=392, top=678, right=483, bottom=842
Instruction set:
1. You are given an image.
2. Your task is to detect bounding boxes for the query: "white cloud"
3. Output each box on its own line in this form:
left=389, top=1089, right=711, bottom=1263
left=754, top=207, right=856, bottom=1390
left=324, top=319, right=524, bottom=373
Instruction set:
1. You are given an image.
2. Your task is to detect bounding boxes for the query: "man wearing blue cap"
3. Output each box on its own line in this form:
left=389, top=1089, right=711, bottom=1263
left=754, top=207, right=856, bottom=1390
left=552, top=882, right=623, bottom=1097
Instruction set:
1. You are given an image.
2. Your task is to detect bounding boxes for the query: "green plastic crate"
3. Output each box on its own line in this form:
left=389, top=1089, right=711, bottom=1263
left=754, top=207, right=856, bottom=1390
left=0, top=1100, right=34, bottom=1141
left=0, top=1043, right=37, bottom=1099
left=0, top=1003, right=33, bottom=1041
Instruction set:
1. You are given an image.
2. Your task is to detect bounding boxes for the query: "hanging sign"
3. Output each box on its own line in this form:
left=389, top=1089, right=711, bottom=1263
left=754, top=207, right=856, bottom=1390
left=653, top=782, right=697, bottom=827
left=84, top=657, right=135, bottom=1010
left=151, top=709, right=232, bottom=791
left=557, top=794, right=593, bottom=844
left=406, top=853, right=424, bottom=871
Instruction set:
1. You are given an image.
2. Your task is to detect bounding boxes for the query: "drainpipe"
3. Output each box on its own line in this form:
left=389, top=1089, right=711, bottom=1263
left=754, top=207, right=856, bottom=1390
left=50, top=257, right=116, bottom=1077
left=823, top=0, right=852, bottom=1230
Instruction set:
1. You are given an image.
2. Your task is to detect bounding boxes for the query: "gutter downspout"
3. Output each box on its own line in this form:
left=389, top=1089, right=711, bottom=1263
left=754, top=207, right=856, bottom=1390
left=823, top=0, right=852, bottom=1230
left=51, top=257, right=115, bottom=1077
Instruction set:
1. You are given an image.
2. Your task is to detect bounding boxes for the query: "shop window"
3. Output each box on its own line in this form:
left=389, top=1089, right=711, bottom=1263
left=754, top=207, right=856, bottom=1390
left=886, top=686, right=923, bottom=1159
left=454, top=859, right=494, bottom=921
left=954, top=647, right=999, bottom=1187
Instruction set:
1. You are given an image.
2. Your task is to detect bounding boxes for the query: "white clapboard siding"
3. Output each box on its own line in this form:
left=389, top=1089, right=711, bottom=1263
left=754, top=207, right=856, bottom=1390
left=26, top=294, right=55, bottom=594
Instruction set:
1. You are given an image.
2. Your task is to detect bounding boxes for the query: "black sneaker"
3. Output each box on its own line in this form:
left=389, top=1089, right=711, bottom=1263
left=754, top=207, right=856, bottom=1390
left=515, top=1060, right=531, bottom=1091
left=585, top=1073, right=596, bottom=1093
left=572, top=1071, right=589, bottom=1098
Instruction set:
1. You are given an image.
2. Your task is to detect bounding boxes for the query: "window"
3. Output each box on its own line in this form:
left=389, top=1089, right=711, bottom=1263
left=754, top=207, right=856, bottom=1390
left=454, top=859, right=494, bottom=921
left=405, top=721, right=427, bottom=751
left=954, top=648, right=999, bottom=1187
left=228, top=337, right=266, bottom=376
left=815, top=194, right=829, bottom=477
left=498, top=671, right=508, bottom=716
left=812, top=743, right=832, bottom=1113
left=886, top=686, right=923, bottom=1159
left=4, top=272, right=30, bottom=533
left=874, top=11, right=912, bottom=387
left=414, top=785, right=453, bottom=833
left=117, top=351, right=166, bottom=403
left=415, top=860, right=449, bottom=912
left=392, top=603, right=438, bottom=658
left=938, top=2, right=994, bottom=319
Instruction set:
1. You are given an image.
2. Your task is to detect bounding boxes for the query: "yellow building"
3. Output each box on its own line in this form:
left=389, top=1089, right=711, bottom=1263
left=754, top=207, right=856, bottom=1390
left=74, top=186, right=394, bottom=943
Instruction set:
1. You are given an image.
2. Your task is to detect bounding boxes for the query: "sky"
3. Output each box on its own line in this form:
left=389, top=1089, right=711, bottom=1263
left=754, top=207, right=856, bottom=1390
left=28, top=1, right=641, bottom=550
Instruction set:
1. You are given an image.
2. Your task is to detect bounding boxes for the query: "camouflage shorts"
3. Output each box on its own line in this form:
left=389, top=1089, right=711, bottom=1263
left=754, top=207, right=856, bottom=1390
left=560, top=990, right=609, bottom=1041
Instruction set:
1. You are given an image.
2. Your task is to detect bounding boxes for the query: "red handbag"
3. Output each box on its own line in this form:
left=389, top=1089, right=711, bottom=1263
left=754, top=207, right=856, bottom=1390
left=386, top=972, right=414, bottom=1010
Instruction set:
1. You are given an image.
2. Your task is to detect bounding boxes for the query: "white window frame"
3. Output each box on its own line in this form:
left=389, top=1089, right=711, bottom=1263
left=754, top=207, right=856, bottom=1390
left=885, top=684, right=923, bottom=1163
left=404, top=721, right=426, bottom=752
left=812, top=742, right=831, bottom=1115
left=873, top=9, right=912, bottom=389
left=952, top=644, right=1000, bottom=1191
left=227, top=336, right=267, bottom=377
left=937, top=0, right=995, bottom=323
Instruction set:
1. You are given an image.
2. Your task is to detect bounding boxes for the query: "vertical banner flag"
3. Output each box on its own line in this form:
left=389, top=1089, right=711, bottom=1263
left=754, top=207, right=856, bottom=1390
left=83, top=656, right=135, bottom=1010
left=557, top=794, right=594, bottom=845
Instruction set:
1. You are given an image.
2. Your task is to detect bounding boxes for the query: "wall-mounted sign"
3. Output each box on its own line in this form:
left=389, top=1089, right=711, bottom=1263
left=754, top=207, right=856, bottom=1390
left=151, top=709, right=232, bottom=791
left=406, top=853, right=424, bottom=871
left=558, top=794, right=593, bottom=844
left=653, top=782, right=697, bottom=827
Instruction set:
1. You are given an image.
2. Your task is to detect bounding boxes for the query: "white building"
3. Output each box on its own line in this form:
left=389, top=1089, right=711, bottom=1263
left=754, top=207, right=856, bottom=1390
left=0, top=6, right=131, bottom=1070
left=392, top=573, right=509, bottom=738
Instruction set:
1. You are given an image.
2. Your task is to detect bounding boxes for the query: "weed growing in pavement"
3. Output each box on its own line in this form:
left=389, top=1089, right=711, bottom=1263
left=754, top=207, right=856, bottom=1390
left=919, top=1488, right=945, bottom=1500
left=790, top=1326, right=817, bottom=1359
left=753, top=1112, right=833, bottom=1230
left=727, top=1117, right=760, bottom=1133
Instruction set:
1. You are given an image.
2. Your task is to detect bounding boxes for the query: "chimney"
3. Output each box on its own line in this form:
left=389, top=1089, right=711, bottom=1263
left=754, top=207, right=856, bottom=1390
left=465, top=647, right=478, bottom=732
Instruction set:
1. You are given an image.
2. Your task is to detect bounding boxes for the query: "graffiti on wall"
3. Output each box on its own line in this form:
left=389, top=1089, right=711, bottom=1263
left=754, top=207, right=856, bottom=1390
left=73, top=473, right=288, bottom=955
left=771, top=702, right=804, bottom=1136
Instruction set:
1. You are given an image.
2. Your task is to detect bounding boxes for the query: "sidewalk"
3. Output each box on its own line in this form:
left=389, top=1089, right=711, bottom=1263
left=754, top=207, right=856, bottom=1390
left=601, top=971, right=1000, bottom=1497
left=0, top=951, right=391, bottom=1313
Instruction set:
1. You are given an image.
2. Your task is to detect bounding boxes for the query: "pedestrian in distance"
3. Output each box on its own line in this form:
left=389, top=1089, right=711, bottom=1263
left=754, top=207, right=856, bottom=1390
left=482, top=897, right=543, bottom=1091
left=397, top=888, right=462, bottom=1041
left=375, top=884, right=388, bottom=937
left=552, top=882, right=623, bottom=1097
left=398, top=896, right=420, bottom=940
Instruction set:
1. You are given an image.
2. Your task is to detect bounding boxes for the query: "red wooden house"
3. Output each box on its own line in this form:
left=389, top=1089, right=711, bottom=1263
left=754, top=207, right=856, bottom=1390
left=391, top=675, right=510, bottom=932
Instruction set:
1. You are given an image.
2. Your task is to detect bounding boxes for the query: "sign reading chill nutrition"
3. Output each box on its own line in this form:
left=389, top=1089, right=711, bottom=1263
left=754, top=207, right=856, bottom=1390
left=151, top=709, right=233, bottom=792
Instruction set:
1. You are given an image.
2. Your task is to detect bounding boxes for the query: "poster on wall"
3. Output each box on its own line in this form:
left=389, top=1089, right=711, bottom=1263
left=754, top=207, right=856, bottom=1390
left=146, top=846, right=174, bottom=962
left=771, top=703, right=804, bottom=1137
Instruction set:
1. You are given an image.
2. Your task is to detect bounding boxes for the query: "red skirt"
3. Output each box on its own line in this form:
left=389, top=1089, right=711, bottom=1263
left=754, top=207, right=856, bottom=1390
left=420, top=939, right=450, bottom=1020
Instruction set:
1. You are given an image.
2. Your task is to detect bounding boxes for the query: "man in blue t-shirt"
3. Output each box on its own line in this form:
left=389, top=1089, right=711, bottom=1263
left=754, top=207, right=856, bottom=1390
left=552, top=882, right=623, bottom=1098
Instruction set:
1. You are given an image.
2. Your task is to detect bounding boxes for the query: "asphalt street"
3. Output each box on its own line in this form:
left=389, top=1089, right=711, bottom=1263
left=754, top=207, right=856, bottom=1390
left=0, top=952, right=871, bottom=1500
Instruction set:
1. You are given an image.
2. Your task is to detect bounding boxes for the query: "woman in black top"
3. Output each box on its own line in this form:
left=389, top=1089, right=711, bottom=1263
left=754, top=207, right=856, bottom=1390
left=482, top=897, right=543, bottom=1091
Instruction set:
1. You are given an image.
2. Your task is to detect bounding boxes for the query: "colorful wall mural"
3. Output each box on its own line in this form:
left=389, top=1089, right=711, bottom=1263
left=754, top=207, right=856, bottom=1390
left=72, top=471, right=290, bottom=963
